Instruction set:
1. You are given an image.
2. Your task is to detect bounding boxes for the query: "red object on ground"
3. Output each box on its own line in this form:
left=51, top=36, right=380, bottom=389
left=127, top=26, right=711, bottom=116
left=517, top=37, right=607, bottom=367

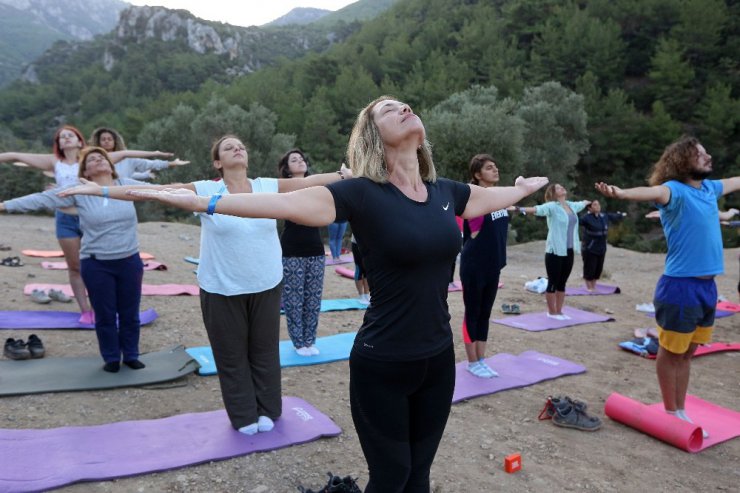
left=504, top=453, right=522, bottom=473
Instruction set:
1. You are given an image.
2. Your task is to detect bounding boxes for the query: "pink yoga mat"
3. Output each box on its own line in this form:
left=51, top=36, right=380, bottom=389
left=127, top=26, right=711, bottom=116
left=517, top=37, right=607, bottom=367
left=604, top=393, right=740, bottom=452
left=717, top=301, right=740, bottom=312
left=41, top=260, right=167, bottom=271
left=24, top=250, right=154, bottom=259
left=645, top=342, right=740, bottom=360
left=25, top=283, right=199, bottom=297
left=565, top=283, right=621, bottom=296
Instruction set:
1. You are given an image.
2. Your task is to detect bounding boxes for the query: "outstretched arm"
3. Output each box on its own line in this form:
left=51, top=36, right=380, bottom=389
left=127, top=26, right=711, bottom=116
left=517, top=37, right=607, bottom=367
left=278, top=164, right=352, bottom=193
left=58, top=178, right=194, bottom=201
left=595, top=182, right=671, bottom=205
left=720, top=176, right=740, bottom=196
left=0, top=152, right=56, bottom=171
left=127, top=186, right=337, bottom=227
left=463, top=176, right=548, bottom=219
left=719, top=208, right=739, bottom=222
left=108, top=150, right=174, bottom=165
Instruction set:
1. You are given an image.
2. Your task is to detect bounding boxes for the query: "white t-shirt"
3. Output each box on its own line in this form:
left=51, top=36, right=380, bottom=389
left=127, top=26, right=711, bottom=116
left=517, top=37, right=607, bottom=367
left=54, top=161, right=79, bottom=188
left=193, top=178, right=283, bottom=296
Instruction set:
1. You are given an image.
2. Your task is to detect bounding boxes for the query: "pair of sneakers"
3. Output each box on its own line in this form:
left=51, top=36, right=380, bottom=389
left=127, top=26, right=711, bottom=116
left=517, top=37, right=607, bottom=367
left=296, top=345, right=320, bottom=357
left=467, top=360, right=499, bottom=378
left=4, top=335, right=45, bottom=360
left=546, top=312, right=571, bottom=321
left=30, top=288, right=72, bottom=304
left=540, top=395, right=602, bottom=431
left=298, top=472, right=362, bottom=493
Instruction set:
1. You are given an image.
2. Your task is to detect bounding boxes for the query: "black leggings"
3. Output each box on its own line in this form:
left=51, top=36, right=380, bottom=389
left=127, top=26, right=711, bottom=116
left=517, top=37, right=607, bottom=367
left=545, top=250, right=574, bottom=293
left=349, top=344, right=455, bottom=493
left=461, top=269, right=500, bottom=342
left=582, top=250, right=605, bottom=281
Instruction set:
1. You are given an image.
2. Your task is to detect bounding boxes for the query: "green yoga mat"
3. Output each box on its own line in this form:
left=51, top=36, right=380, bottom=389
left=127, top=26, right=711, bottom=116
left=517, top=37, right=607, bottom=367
left=0, top=346, right=199, bottom=396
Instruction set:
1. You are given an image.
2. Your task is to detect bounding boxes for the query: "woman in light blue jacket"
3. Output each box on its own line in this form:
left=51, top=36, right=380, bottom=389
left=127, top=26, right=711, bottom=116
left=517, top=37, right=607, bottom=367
left=520, top=184, right=590, bottom=320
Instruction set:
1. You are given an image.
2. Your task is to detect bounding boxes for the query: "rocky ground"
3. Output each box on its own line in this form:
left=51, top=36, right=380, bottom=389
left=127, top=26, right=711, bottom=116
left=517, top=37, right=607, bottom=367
left=0, top=214, right=738, bottom=492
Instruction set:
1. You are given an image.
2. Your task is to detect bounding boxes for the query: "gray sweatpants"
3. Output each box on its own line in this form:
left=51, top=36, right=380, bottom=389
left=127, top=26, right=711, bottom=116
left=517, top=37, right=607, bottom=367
left=200, top=284, right=283, bottom=429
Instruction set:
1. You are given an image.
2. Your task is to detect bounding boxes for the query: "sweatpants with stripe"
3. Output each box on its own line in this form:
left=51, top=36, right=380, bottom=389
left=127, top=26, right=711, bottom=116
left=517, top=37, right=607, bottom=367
left=200, top=284, right=282, bottom=430
left=350, top=344, right=455, bottom=493
left=80, top=254, right=143, bottom=363
left=281, top=255, right=325, bottom=348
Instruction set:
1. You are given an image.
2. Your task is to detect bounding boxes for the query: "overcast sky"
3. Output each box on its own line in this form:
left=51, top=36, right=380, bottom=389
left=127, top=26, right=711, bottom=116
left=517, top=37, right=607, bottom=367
left=128, top=1, right=357, bottom=27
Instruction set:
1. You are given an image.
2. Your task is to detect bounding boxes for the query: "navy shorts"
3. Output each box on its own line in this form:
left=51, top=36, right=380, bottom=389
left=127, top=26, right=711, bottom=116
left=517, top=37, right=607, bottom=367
left=654, top=275, right=716, bottom=353
left=55, top=210, right=82, bottom=239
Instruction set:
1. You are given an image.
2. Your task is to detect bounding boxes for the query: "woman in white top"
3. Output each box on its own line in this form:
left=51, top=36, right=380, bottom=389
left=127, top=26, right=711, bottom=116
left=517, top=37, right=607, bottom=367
left=0, top=125, right=161, bottom=321
left=61, top=134, right=351, bottom=435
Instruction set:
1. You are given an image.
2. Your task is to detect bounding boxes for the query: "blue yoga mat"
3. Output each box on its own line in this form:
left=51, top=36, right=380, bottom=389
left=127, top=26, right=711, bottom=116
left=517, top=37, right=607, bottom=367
left=280, top=299, right=368, bottom=314
left=187, top=331, right=357, bottom=375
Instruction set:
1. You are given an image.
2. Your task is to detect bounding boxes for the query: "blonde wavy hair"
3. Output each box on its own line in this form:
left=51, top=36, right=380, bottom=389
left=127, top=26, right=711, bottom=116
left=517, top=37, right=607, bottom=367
left=346, top=96, right=436, bottom=183
left=648, top=136, right=700, bottom=186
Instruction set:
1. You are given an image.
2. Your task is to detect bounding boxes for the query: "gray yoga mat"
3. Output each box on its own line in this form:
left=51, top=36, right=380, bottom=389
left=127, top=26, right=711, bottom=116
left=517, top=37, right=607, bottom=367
left=0, top=346, right=199, bottom=396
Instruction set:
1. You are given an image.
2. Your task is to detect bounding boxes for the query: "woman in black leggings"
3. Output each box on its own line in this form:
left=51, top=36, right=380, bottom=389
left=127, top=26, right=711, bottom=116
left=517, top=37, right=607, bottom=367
left=520, top=184, right=590, bottom=320
left=124, top=96, right=548, bottom=492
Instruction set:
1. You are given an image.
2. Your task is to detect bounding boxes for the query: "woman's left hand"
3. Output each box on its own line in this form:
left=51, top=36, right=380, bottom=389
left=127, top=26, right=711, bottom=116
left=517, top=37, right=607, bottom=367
left=340, top=162, right=353, bottom=179
left=126, top=187, right=204, bottom=211
left=169, top=159, right=190, bottom=166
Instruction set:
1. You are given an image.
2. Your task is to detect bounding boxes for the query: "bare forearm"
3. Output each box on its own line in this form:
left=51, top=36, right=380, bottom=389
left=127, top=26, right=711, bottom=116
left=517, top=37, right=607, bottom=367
left=0, top=152, right=54, bottom=170
left=721, top=176, right=740, bottom=195
left=211, top=188, right=335, bottom=226
left=463, top=185, right=530, bottom=219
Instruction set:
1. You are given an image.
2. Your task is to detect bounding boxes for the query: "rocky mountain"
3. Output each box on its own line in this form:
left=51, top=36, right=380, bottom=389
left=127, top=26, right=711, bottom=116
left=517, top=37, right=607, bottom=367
left=266, top=7, right=331, bottom=26
left=0, top=0, right=126, bottom=86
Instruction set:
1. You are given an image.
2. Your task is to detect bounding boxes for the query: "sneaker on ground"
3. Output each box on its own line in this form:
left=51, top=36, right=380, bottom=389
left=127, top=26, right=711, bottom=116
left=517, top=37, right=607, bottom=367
left=30, top=289, right=51, bottom=304
left=551, top=399, right=602, bottom=431
left=48, top=289, right=72, bottom=303
left=26, top=334, right=45, bottom=358
left=467, top=361, right=493, bottom=378
left=4, top=338, right=31, bottom=360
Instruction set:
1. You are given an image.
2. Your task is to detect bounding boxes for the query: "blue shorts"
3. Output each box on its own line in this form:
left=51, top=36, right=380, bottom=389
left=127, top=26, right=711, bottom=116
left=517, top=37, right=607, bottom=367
left=654, top=275, right=716, bottom=354
left=55, top=210, right=82, bottom=239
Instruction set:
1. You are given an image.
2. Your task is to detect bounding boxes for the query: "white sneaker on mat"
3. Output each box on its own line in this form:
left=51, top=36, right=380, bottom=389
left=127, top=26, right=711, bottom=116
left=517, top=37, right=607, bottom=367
left=296, top=347, right=312, bottom=357
left=307, top=345, right=320, bottom=356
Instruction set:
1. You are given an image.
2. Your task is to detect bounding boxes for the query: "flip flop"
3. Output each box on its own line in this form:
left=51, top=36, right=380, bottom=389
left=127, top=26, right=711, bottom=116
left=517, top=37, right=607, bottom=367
left=1, top=256, right=23, bottom=267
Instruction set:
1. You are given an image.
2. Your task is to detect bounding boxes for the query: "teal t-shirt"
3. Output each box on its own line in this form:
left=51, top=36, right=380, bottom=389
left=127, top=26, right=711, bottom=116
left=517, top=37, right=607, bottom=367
left=657, top=180, right=724, bottom=277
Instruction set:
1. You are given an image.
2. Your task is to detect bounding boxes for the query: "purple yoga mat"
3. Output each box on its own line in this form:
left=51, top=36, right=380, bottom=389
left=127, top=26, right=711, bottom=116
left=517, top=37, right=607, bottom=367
left=453, top=351, right=586, bottom=403
left=565, top=283, right=621, bottom=296
left=492, top=306, right=615, bottom=331
left=0, top=396, right=341, bottom=493
left=0, top=308, right=158, bottom=330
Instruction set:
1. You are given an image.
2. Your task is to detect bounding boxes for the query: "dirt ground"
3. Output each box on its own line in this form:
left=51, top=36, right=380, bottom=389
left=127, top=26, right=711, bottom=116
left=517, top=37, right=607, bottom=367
left=0, top=214, right=738, bottom=493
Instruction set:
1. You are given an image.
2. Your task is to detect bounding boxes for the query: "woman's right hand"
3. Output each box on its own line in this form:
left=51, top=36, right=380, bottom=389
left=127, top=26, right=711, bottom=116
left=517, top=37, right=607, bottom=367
left=58, top=178, right=101, bottom=197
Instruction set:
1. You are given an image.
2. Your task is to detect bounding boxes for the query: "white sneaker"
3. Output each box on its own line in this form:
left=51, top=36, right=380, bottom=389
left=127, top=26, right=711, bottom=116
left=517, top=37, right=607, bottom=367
left=467, top=362, right=493, bottom=378
left=546, top=313, right=566, bottom=321
left=560, top=313, right=571, bottom=320
left=307, top=345, right=320, bottom=356
left=358, top=295, right=370, bottom=305
left=295, top=347, right=312, bottom=356
left=478, top=360, right=499, bottom=377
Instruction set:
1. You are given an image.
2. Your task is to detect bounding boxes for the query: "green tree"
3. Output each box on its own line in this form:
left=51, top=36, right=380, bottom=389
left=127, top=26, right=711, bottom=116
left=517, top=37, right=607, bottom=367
left=648, top=37, right=696, bottom=120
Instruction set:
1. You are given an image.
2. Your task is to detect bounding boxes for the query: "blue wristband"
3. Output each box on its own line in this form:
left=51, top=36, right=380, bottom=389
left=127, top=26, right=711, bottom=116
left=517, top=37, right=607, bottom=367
left=101, top=186, right=109, bottom=199
left=206, top=194, right=222, bottom=215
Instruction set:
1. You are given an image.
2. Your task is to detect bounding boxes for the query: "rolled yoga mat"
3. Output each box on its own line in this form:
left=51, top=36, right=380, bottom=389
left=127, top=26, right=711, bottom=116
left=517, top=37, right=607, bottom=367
left=604, top=392, right=740, bottom=452
left=716, top=301, right=740, bottom=312
left=0, top=308, right=158, bottom=330
left=25, top=283, right=199, bottom=297
left=41, top=260, right=167, bottom=271
left=452, top=351, right=586, bottom=403
left=492, top=306, right=615, bottom=331
left=0, top=396, right=341, bottom=493
left=644, top=342, right=740, bottom=360
left=565, top=283, right=621, bottom=296
left=0, top=346, right=198, bottom=396
left=187, top=332, right=358, bottom=375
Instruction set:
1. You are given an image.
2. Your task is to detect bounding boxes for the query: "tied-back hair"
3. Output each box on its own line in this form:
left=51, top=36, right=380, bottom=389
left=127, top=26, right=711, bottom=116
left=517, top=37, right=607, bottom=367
left=78, top=147, right=118, bottom=179
left=89, top=127, right=126, bottom=151
left=52, top=125, right=85, bottom=160
left=210, top=134, right=244, bottom=178
left=469, top=154, right=495, bottom=185
left=347, top=96, right=437, bottom=183
left=277, top=148, right=311, bottom=178
left=648, top=136, right=700, bottom=186
left=543, top=184, right=560, bottom=202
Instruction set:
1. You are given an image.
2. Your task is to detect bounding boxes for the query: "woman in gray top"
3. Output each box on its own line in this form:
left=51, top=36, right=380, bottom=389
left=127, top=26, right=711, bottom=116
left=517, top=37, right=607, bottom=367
left=1, top=147, right=147, bottom=372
